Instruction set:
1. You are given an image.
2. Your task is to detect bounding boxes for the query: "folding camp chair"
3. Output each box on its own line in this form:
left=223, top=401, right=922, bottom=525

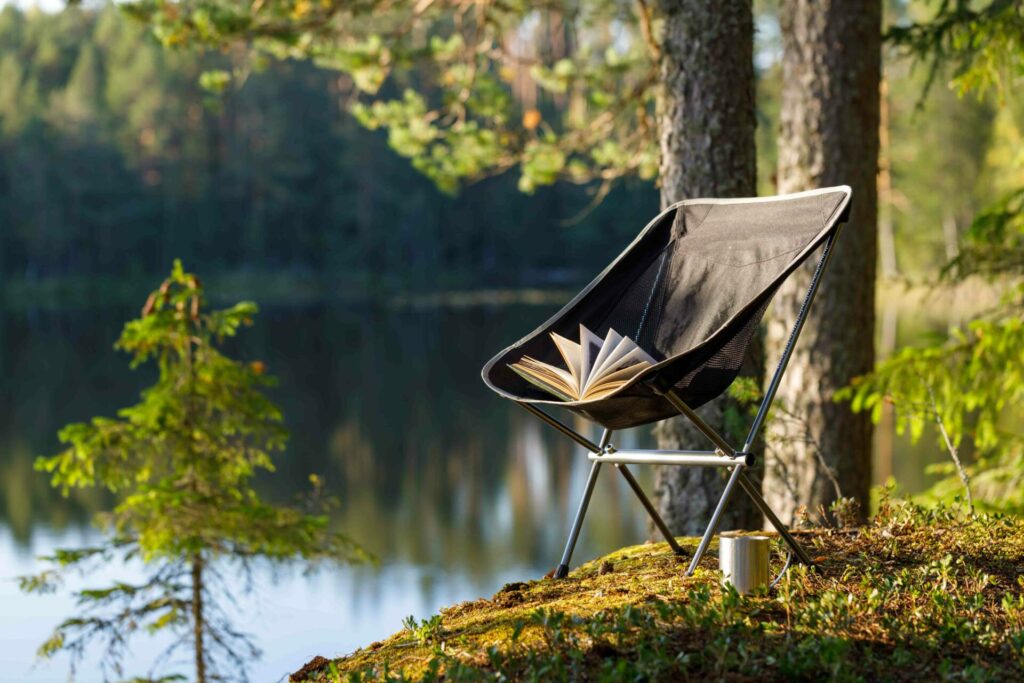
left=482, top=186, right=853, bottom=578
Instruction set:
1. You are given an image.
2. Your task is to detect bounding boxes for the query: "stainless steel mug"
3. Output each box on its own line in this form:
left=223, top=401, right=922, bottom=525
left=718, top=534, right=770, bottom=595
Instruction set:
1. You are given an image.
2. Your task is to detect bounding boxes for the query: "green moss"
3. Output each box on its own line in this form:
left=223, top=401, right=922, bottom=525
left=292, top=498, right=1024, bottom=682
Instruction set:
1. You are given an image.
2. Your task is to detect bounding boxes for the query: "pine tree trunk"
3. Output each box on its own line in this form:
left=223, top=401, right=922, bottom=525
left=650, top=0, right=761, bottom=534
left=763, top=0, right=881, bottom=525
left=192, top=553, right=207, bottom=683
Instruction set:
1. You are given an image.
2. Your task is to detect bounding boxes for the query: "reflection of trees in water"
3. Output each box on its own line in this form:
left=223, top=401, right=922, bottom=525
left=0, top=306, right=144, bottom=542
left=2, top=298, right=992, bottom=565
left=0, top=304, right=653, bottom=580
left=254, top=304, right=655, bottom=581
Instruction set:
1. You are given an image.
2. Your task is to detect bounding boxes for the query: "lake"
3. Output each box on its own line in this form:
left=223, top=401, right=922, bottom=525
left=0, top=296, right=959, bottom=681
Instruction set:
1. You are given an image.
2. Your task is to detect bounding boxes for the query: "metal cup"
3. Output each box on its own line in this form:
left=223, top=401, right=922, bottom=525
left=718, top=534, right=770, bottom=595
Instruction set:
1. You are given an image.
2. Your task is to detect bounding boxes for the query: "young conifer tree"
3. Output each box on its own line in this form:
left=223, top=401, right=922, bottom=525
left=20, top=261, right=369, bottom=683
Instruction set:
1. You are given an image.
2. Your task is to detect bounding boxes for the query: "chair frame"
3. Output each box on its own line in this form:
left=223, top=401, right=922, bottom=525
left=518, top=227, right=842, bottom=578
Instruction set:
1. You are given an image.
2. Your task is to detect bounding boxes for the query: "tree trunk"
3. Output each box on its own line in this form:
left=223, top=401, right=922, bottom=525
left=192, top=553, right=207, bottom=683
left=650, top=0, right=761, bottom=534
left=763, top=0, right=881, bottom=525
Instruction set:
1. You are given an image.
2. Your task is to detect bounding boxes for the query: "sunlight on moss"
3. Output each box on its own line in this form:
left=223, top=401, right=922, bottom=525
left=292, top=496, right=1024, bottom=682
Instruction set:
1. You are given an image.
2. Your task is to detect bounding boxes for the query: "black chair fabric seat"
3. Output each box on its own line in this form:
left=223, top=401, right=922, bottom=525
left=481, top=187, right=853, bottom=429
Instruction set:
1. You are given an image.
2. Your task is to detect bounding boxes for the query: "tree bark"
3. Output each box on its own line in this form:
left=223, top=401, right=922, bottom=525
left=192, top=553, right=207, bottom=683
left=650, top=0, right=762, bottom=534
left=763, top=0, right=881, bottom=525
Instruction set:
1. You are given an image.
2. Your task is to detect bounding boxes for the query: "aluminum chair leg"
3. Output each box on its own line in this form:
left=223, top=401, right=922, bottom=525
left=685, top=464, right=745, bottom=576
left=737, top=472, right=814, bottom=566
left=554, top=460, right=602, bottom=579
left=614, top=464, right=685, bottom=556
left=552, top=428, right=615, bottom=578
left=659, top=389, right=814, bottom=572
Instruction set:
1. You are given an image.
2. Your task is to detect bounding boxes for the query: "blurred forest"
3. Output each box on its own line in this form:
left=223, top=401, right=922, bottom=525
left=0, top=2, right=1019, bottom=300
left=0, top=3, right=660, bottom=298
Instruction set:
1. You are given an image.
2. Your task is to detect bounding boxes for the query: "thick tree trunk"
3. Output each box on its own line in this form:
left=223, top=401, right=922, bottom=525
left=650, top=0, right=761, bottom=534
left=192, top=553, right=207, bottom=683
left=763, top=0, right=881, bottom=525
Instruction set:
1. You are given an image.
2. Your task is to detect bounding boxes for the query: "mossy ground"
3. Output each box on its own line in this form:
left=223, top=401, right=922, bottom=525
left=292, top=498, right=1024, bottom=682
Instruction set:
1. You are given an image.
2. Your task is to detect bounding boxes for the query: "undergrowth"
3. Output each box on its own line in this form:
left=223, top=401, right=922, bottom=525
left=292, top=495, right=1024, bottom=682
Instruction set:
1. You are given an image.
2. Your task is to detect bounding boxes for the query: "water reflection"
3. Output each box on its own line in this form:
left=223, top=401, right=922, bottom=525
left=0, top=302, right=658, bottom=682
left=0, top=298, right=970, bottom=681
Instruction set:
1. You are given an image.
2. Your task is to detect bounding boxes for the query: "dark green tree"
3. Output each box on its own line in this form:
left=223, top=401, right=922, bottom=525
left=19, top=261, right=369, bottom=683
left=0, top=4, right=659, bottom=295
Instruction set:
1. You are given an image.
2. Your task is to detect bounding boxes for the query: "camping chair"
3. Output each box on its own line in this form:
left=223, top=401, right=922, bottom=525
left=482, top=186, right=853, bottom=578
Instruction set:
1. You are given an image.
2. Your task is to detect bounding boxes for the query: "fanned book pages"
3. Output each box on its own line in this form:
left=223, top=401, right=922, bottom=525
left=508, top=325, right=657, bottom=402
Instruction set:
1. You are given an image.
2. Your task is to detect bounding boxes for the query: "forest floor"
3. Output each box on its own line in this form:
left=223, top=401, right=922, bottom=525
left=290, top=497, right=1024, bottom=682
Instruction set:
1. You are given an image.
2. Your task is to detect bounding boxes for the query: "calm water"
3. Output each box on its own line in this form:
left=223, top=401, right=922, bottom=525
left=0, top=299, right=960, bottom=681
left=0, top=302, right=661, bottom=682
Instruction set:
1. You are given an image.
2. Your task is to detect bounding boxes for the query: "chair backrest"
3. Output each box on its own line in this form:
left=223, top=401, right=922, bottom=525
left=483, top=186, right=852, bottom=410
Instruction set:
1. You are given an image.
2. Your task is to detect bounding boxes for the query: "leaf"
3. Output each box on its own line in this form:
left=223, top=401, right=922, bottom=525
left=198, top=70, right=231, bottom=94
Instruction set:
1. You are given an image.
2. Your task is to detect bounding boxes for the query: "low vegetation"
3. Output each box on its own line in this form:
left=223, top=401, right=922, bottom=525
left=292, top=495, right=1024, bottom=682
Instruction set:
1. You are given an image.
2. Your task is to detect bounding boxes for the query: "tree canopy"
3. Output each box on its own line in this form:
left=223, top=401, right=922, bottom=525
left=124, top=0, right=660, bottom=195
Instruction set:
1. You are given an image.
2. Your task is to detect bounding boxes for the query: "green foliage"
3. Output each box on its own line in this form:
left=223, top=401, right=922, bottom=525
left=295, top=499, right=1024, bottom=682
left=840, top=309, right=1024, bottom=511
left=402, top=614, right=445, bottom=649
left=122, top=0, right=659, bottom=194
left=20, top=262, right=370, bottom=682
left=947, top=187, right=1024, bottom=278
left=887, top=0, right=1024, bottom=101
left=842, top=0, right=1024, bottom=513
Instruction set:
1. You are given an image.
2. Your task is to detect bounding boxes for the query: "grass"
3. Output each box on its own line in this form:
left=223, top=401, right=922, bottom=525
left=290, top=494, right=1024, bottom=682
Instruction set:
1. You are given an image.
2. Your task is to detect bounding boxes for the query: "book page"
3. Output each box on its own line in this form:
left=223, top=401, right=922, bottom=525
left=584, top=358, right=652, bottom=399
left=593, top=344, right=657, bottom=384
left=584, top=381, right=632, bottom=401
left=509, top=357, right=578, bottom=401
left=578, top=324, right=604, bottom=393
left=509, top=367, right=575, bottom=401
left=584, top=328, right=622, bottom=394
left=508, top=328, right=655, bottom=403
left=587, top=332, right=639, bottom=389
left=519, top=357, right=577, bottom=392
left=550, top=332, right=583, bottom=394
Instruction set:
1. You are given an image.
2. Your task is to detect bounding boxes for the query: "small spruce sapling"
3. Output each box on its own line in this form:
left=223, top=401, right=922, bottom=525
left=19, top=261, right=370, bottom=683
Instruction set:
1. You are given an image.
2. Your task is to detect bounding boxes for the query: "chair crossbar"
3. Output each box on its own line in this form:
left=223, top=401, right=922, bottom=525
left=520, top=230, right=841, bottom=580
left=588, top=450, right=750, bottom=468
left=516, top=404, right=686, bottom=578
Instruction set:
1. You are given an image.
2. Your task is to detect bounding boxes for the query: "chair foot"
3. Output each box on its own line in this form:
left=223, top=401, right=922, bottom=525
left=553, top=564, right=570, bottom=579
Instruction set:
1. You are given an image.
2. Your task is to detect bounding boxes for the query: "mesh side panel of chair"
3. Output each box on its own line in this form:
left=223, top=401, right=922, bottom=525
left=584, top=241, right=672, bottom=352
left=668, top=293, right=774, bottom=406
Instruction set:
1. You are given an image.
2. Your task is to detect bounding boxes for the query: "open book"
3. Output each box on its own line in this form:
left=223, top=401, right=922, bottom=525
left=508, top=325, right=657, bottom=401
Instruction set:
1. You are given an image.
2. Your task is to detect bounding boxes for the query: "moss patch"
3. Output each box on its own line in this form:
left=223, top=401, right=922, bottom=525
left=292, top=499, right=1024, bottom=682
